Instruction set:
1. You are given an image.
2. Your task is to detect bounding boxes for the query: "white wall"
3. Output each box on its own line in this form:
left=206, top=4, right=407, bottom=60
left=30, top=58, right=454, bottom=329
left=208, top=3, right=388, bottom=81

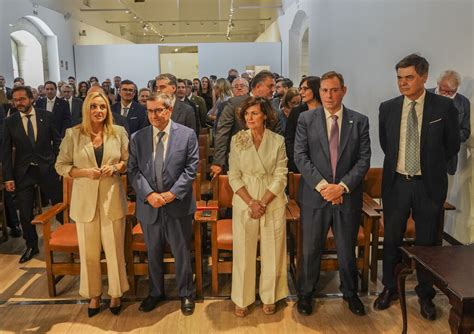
left=160, top=53, right=199, bottom=80
left=198, top=42, right=281, bottom=78
left=74, top=44, right=160, bottom=88
left=255, top=21, right=281, bottom=43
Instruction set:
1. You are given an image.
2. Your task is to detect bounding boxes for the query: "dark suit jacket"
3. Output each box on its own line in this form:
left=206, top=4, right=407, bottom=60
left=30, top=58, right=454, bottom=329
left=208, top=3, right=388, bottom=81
left=128, top=121, right=199, bottom=224
left=427, top=88, right=471, bottom=174
left=2, top=108, right=61, bottom=188
left=111, top=100, right=147, bottom=135
left=213, top=94, right=283, bottom=169
left=285, top=103, right=309, bottom=172
left=190, top=94, right=208, bottom=129
left=36, top=97, right=72, bottom=137
left=0, top=104, right=5, bottom=144
left=171, top=100, right=197, bottom=134
left=294, top=106, right=371, bottom=212
left=181, top=97, right=201, bottom=136
left=379, top=91, right=460, bottom=205
left=66, top=97, right=83, bottom=124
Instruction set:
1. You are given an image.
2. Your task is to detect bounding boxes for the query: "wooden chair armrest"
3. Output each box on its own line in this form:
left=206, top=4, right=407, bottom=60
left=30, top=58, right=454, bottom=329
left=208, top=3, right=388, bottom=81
left=444, top=201, right=456, bottom=210
left=362, top=201, right=381, bottom=219
left=363, top=192, right=382, bottom=212
left=32, top=203, right=68, bottom=225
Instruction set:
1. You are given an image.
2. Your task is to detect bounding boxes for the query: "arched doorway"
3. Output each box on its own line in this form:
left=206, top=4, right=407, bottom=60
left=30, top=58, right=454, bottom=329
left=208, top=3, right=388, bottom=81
left=10, top=30, right=44, bottom=87
left=288, top=10, right=309, bottom=83
left=300, top=28, right=309, bottom=78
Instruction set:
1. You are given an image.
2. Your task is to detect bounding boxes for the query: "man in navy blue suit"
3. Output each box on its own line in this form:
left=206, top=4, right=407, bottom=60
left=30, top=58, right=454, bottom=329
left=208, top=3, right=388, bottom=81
left=111, top=79, right=147, bottom=135
left=128, top=92, right=199, bottom=316
left=36, top=81, right=71, bottom=137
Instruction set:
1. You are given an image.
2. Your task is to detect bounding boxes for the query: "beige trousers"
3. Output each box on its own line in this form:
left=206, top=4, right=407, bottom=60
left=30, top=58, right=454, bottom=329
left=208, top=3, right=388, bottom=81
left=76, top=205, right=129, bottom=298
left=231, top=206, right=288, bottom=308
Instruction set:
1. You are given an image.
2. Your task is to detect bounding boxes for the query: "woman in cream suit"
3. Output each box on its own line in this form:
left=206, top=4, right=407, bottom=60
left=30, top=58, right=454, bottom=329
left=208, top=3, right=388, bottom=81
left=228, top=96, right=288, bottom=317
left=55, top=92, right=129, bottom=317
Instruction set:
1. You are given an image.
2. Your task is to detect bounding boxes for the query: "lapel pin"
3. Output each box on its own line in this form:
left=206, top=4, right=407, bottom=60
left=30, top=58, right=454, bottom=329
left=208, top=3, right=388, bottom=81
left=349, top=120, right=353, bottom=124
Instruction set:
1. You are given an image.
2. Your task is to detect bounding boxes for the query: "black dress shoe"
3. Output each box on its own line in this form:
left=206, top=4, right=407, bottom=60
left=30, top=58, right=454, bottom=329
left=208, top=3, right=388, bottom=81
left=180, top=297, right=195, bottom=316
left=19, top=247, right=39, bottom=264
left=296, top=296, right=313, bottom=316
left=10, top=226, right=22, bottom=238
left=88, top=307, right=101, bottom=318
left=373, top=287, right=398, bottom=310
left=110, top=304, right=122, bottom=315
left=419, top=298, right=436, bottom=320
left=343, top=295, right=366, bottom=316
left=139, top=295, right=165, bottom=312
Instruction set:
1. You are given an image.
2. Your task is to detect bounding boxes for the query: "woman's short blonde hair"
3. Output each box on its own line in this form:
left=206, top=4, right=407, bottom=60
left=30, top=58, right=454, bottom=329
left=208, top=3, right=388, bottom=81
left=80, top=92, right=115, bottom=136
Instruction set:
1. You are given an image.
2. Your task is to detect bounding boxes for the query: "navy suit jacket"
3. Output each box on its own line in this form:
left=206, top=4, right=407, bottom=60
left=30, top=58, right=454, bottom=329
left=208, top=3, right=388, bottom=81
left=2, top=108, right=61, bottom=187
left=112, top=100, right=148, bottom=135
left=172, top=100, right=197, bottom=135
left=128, top=121, right=199, bottom=224
left=294, top=106, right=371, bottom=212
left=36, top=97, right=71, bottom=137
left=379, top=91, right=460, bottom=205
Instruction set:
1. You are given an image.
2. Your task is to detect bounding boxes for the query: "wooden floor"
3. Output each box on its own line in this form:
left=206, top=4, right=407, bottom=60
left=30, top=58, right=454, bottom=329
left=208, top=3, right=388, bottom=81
left=0, top=228, right=452, bottom=333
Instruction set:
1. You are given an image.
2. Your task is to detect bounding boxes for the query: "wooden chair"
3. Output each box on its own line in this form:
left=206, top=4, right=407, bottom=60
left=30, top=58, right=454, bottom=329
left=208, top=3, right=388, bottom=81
left=286, top=173, right=377, bottom=292
left=363, top=168, right=456, bottom=283
left=126, top=175, right=204, bottom=298
left=32, top=175, right=132, bottom=297
left=0, top=183, right=8, bottom=242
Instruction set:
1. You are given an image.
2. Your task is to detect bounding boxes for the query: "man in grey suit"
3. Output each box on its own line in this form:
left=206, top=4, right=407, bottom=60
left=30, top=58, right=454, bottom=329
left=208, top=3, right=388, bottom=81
left=210, top=70, right=282, bottom=177
left=154, top=73, right=197, bottom=135
left=294, top=71, right=371, bottom=316
left=61, top=84, right=83, bottom=124
left=429, top=70, right=470, bottom=175
left=128, top=92, right=199, bottom=316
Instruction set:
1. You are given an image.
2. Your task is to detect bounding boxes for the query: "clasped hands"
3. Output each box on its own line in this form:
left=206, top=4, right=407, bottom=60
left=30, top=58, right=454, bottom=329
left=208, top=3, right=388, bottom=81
left=320, top=184, right=345, bottom=205
left=86, top=165, right=116, bottom=179
left=146, top=191, right=176, bottom=208
left=248, top=199, right=266, bottom=219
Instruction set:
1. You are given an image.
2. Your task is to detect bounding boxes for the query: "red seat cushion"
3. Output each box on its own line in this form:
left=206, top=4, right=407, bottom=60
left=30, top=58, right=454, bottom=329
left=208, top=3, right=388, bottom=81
left=217, top=219, right=233, bottom=250
left=49, top=223, right=78, bottom=248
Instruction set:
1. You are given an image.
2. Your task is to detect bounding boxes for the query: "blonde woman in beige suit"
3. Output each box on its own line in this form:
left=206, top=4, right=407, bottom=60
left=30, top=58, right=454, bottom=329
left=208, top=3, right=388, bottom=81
left=55, top=92, right=129, bottom=317
left=228, top=96, right=288, bottom=317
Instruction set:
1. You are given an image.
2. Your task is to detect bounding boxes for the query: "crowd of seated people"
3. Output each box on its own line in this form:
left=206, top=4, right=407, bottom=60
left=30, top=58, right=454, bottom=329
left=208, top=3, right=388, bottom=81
left=0, top=53, right=468, bottom=323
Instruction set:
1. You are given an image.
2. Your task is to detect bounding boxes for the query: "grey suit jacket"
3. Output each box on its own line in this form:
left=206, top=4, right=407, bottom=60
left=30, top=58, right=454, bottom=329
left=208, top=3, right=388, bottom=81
left=128, top=121, right=199, bottom=224
left=171, top=100, right=197, bottom=134
left=294, top=106, right=371, bottom=212
left=213, top=94, right=283, bottom=169
left=68, top=97, right=83, bottom=124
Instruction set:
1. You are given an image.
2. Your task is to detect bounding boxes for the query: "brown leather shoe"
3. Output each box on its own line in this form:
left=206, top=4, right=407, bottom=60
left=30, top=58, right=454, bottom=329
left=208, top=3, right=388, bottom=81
left=373, top=287, right=398, bottom=310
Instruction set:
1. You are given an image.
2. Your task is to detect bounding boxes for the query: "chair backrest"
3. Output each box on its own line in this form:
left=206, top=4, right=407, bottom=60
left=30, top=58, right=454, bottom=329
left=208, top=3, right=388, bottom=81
left=212, top=175, right=233, bottom=208
left=192, top=174, right=201, bottom=201
left=363, top=168, right=382, bottom=198
left=288, top=172, right=301, bottom=202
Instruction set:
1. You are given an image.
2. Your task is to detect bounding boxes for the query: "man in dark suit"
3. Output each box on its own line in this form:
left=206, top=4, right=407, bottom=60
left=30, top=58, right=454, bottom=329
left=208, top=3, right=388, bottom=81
left=154, top=74, right=197, bottom=134
left=36, top=81, right=71, bottom=137
left=211, top=70, right=282, bottom=177
left=2, top=86, right=62, bottom=263
left=428, top=70, right=470, bottom=175
left=185, top=79, right=208, bottom=130
left=61, top=84, right=83, bottom=124
left=128, top=92, right=199, bottom=316
left=111, top=79, right=147, bottom=135
left=176, top=78, right=201, bottom=136
left=294, top=71, right=371, bottom=316
left=0, top=75, right=12, bottom=105
left=374, top=54, right=460, bottom=320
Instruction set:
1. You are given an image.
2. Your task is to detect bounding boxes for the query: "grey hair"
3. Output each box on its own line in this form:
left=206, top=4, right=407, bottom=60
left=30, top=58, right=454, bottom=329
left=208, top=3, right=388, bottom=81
left=61, top=84, right=73, bottom=91
left=232, top=77, right=249, bottom=88
left=147, top=92, right=173, bottom=109
left=437, top=70, right=461, bottom=88
left=155, top=73, right=177, bottom=87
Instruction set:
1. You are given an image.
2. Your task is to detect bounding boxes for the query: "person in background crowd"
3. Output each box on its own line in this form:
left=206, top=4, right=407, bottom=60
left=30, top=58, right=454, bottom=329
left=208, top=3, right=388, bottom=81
left=231, top=77, right=249, bottom=98
left=210, top=75, right=217, bottom=85
left=113, top=76, right=122, bottom=103
left=138, top=88, right=152, bottom=107
left=0, top=75, right=12, bottom=105
left=37, top=84, right=46, bottom=99
left=36, top=81, right=71, bottom=137
left=227, top=68, right=239, bottom=83
left=77, top=81, right=90, bottom=100
left=200, top=76, right=214, bottom=111
left=285, top=76, right=321, bottom=172
left=89, top=76, right=99, bottom=85
left=57, top=81, right=66, bottom=98
left=101, top=80, right=116, bottom=104
left=176, top=79, right=201, bottom=135
left=31, top=88, right=39, bottom=105
left=228, top=96, right=288, bottom=317
left=2, top=86, right=62, bottom=263
left=68, top=76, right=76, bottom=87
left=61, top=84, right=83, bottom=125
left=272, top=78, right=293, bottom=112
left=208, top=78, right=232, bottom=126
left=185, top=79, right=207, bottom=129
left=429, top=70, right=470, bottom=175
left=55, top=91, right=129, bottom=318
left=241, top=72, right=252, bottom=84
left=111, top=80, right=147, bottom=135
left=279, top=87, right=301, bottom=133
left=192, top=78, right=202, bottom=96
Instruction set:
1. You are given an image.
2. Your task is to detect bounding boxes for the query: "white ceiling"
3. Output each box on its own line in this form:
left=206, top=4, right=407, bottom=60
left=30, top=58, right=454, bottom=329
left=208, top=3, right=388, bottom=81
left=37, top=0, right=282, bottom=43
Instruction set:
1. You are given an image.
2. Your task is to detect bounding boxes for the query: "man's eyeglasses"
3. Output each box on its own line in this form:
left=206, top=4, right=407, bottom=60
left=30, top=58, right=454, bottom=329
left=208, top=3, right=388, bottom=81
left=147, top=107, right=168, bottom=114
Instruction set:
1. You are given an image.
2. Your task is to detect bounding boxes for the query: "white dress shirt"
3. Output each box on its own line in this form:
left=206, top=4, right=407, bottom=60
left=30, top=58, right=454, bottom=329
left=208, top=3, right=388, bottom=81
left=121, top=102, right=132, bottom=116
left=46, top=97, right=56, bottom=112
left=152, top=120, right=172, bottom=161
left=396, top=90, right=425, bottom=175
left=21, top=108, right=38, bottom=141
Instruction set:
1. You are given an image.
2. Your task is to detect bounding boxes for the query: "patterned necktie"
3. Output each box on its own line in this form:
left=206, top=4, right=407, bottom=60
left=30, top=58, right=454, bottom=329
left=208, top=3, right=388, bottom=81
left=329, top=115, right=339, bottom=182
left=154, top=132, right=166, bottom=191
left=405, top=101, right=420, bottom=176
left=122, top=107, right=129, bottom=117
left=26, top=114, right=35, bottom=146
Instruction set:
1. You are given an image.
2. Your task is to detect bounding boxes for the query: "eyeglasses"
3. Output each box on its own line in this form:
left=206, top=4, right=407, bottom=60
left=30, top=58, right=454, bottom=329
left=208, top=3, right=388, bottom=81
left=438, top=87, right=457, bottom=96
left=147, top=107, right=168, bottom=114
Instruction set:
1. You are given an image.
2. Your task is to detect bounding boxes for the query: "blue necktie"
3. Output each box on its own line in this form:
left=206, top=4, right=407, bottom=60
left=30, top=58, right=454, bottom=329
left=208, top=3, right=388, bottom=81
left=154, top=132, right=165, bottom=191
left=26, top=114, right=35, bottom=147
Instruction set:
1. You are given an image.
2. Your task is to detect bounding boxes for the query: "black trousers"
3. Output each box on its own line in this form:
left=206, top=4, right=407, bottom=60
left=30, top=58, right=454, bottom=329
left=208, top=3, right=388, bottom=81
left=141, top=209, right=194, bottom=299
left=297, top=203, right=360, bottom=298
left=382, top=174, right=440, bottom=301
left=4, top=190, right=20, bottom=229
left=15, top=166, right=62, bottom=249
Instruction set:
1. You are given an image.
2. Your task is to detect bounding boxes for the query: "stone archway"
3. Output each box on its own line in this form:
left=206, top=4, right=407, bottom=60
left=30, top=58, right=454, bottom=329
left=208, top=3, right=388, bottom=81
left=288, top=10, right=309, bottom=83
left=10, top=30, right=44, bottom=86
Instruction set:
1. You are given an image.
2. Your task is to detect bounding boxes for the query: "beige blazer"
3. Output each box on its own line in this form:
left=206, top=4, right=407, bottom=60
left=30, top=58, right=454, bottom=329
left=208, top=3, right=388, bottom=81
left=55, top=125, right=129, bottom=223
left=228, top=129, right=288, bottom=212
